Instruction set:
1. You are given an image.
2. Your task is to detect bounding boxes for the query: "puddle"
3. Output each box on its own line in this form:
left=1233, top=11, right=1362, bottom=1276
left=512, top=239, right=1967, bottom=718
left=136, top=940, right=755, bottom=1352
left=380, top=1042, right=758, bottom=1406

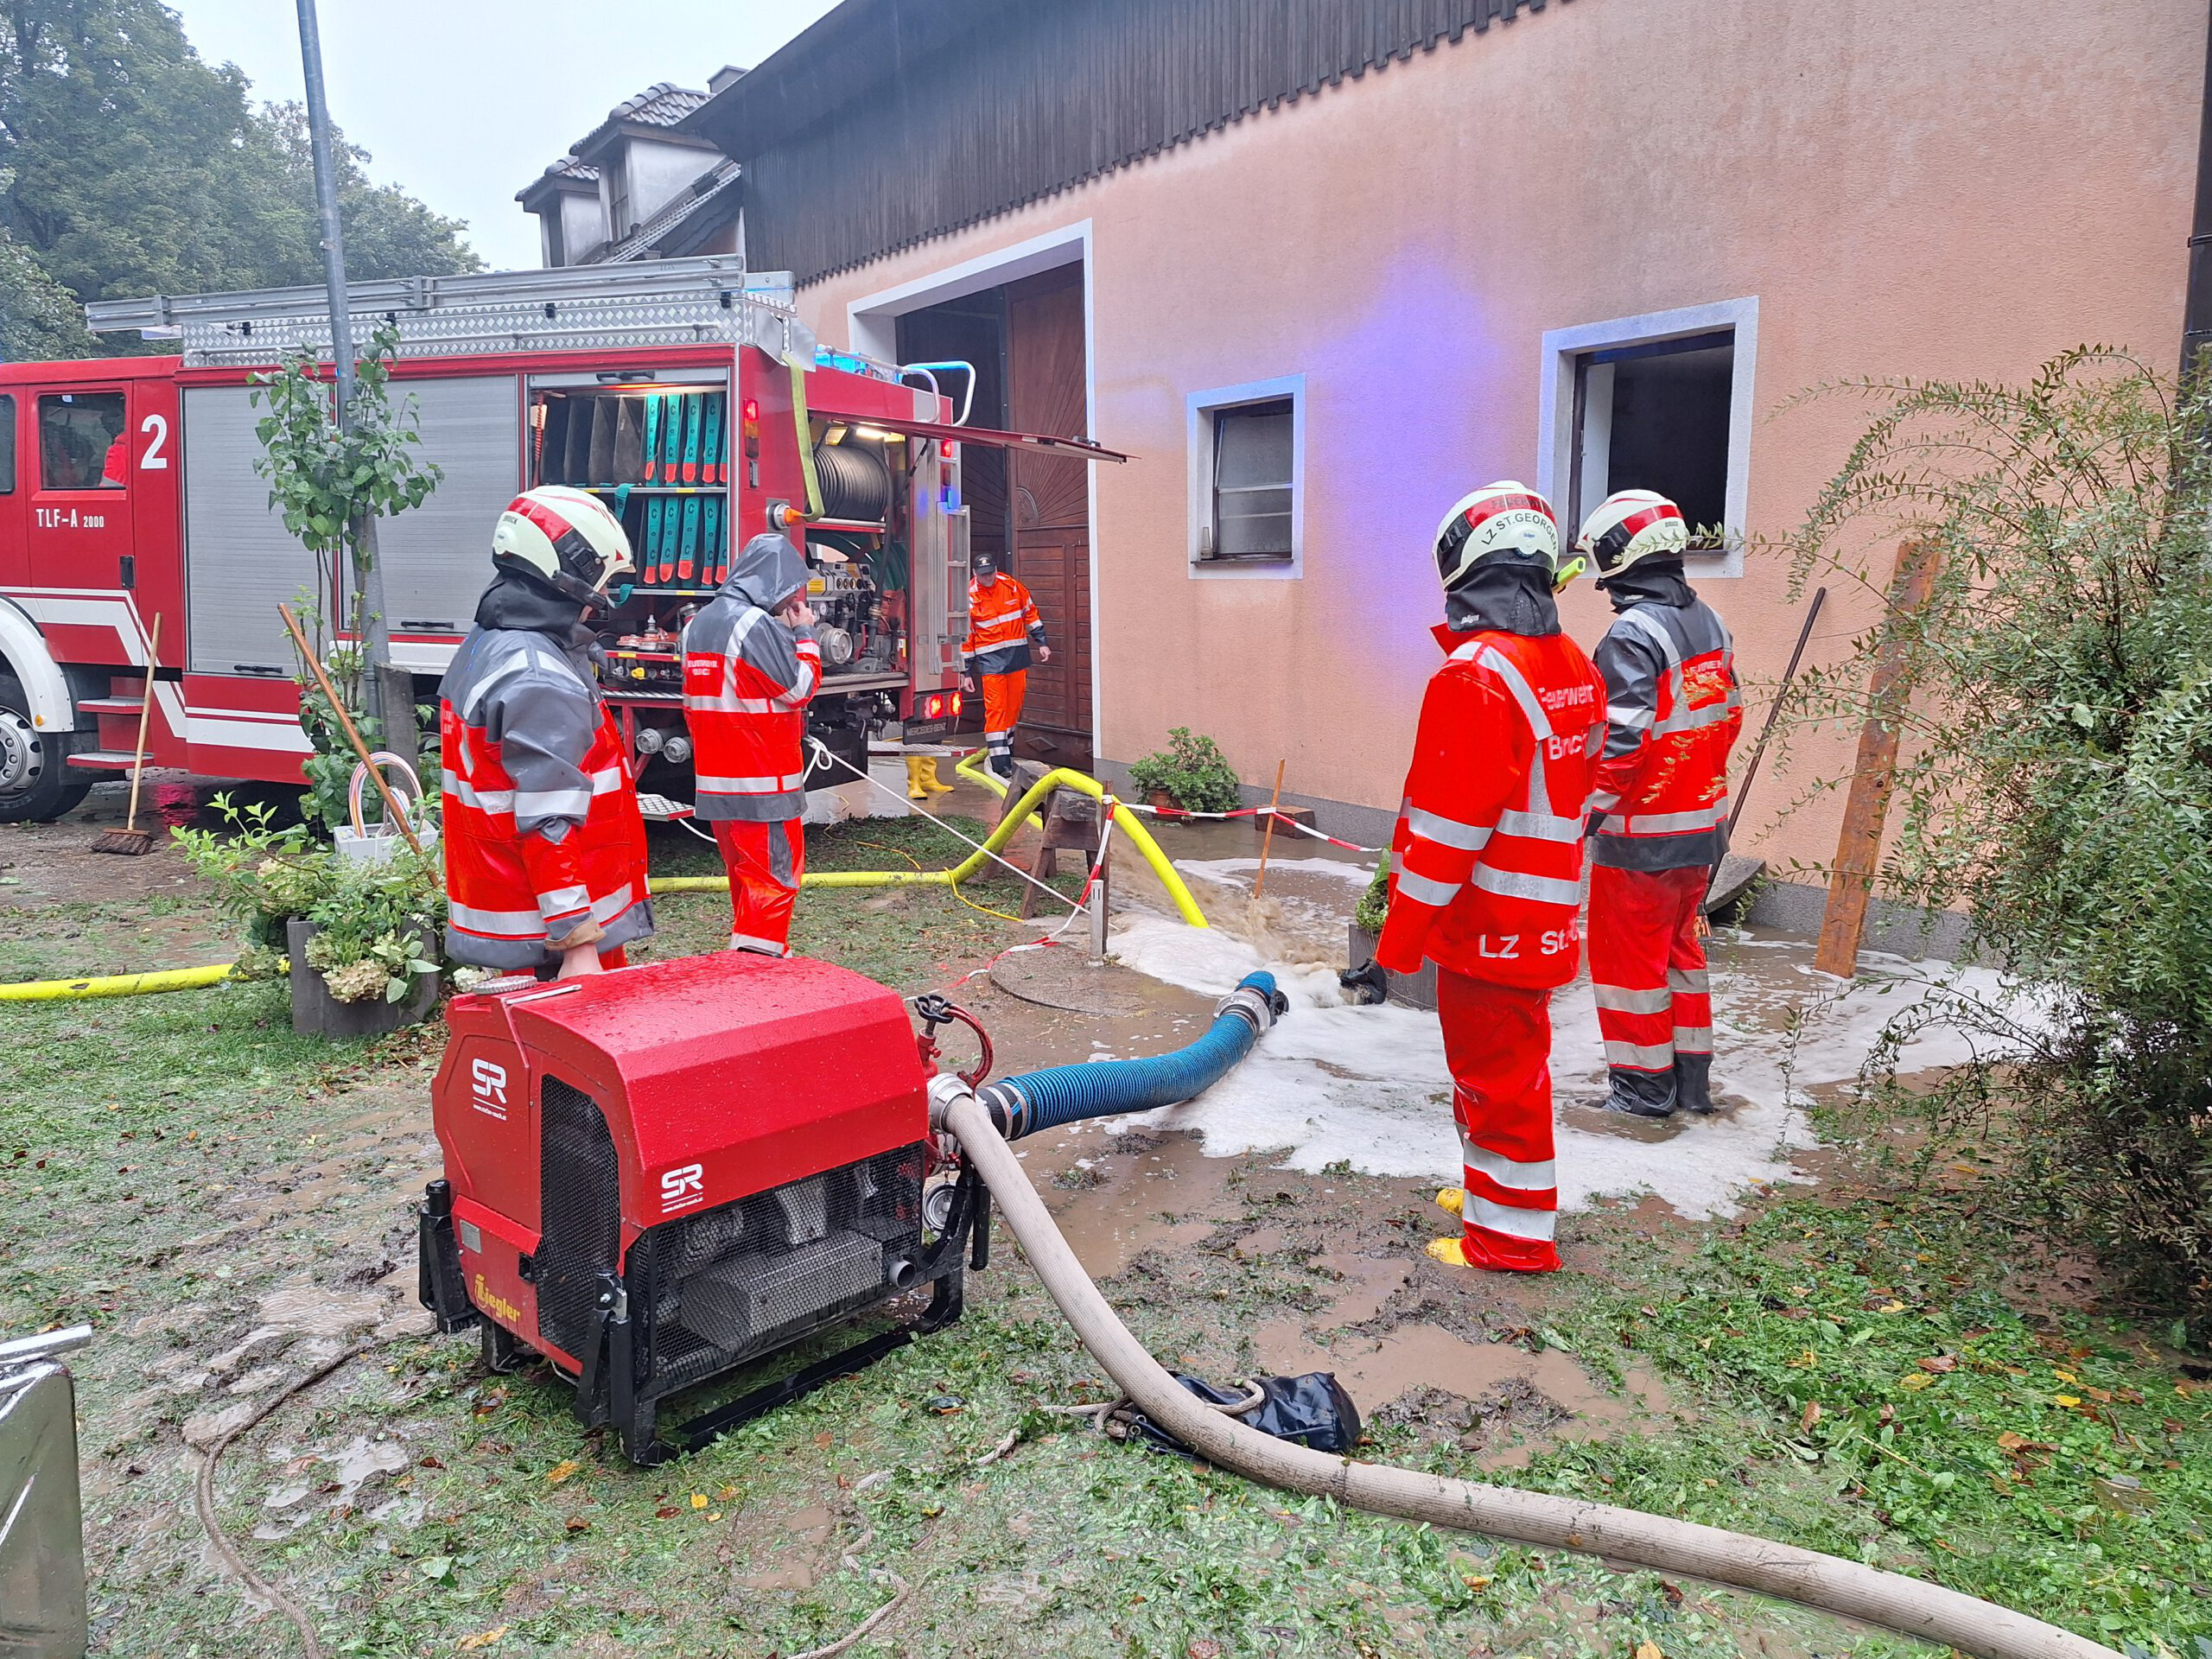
left=1091, top=834, right=2044, bottom=1221
left=258, top=1281, right=390, bottom=1339
left=1040, top=1131, right=1233, bottom=1280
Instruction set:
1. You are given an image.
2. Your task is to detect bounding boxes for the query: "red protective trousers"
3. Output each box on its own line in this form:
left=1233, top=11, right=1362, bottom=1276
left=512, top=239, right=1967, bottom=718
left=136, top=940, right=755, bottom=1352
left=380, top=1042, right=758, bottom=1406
left=980, top=669, right=1027, bottom=772
left=712, top=818, right=806, bottom=956
left=1586, top=863, right=1713, bottom=1115
left=1438, top=969, right=1560, bottom=1274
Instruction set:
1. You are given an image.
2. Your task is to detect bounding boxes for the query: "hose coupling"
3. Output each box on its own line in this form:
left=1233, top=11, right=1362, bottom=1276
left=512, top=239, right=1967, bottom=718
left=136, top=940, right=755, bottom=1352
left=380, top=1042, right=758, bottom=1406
left=1213, top=971, right=1286, bottom=1036
left=931, top=1071, right=1015, bottom=1139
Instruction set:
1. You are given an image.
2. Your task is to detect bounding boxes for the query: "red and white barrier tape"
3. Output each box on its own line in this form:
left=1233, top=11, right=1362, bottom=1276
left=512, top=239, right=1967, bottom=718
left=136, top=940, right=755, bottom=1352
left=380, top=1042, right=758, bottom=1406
left=1118, top=799, right=1382, bottom=855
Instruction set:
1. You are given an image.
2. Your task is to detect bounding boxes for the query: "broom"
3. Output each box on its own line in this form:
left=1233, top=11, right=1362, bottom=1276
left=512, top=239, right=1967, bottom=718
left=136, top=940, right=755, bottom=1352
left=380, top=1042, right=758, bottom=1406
left=92, top=613, right=162, bottom=856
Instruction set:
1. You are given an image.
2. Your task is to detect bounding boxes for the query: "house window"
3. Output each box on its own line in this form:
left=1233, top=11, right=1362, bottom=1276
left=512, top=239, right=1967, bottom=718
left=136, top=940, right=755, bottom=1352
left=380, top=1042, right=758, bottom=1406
left=1188, top=374, right=1304, bottom=580
left=1539, top=299, right=1758, bottom=576
left=606, top=164, right=632, bottom=241
left=38, top=391, right=127, bottom=491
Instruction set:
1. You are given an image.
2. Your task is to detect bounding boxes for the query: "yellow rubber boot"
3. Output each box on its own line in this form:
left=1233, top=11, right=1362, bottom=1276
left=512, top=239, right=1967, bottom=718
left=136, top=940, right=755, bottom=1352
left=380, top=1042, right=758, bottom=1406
left=1425, top=1236, right=1470, bottom=1268
left=906, top=756, right=931, bottom=801
left=1433, top=1187, right=1465, bottom=1218
left=920, top=756, right=955, bottom=794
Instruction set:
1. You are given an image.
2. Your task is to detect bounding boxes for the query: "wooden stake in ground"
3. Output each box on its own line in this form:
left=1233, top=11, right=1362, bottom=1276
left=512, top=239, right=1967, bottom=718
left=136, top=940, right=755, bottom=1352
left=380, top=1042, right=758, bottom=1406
left=92, top=613, right=164, bottom=855
left=1253, top=759, right=1287, bottom=900
left=1815, top=543, right=1941, bottom=977
left=277, top=602, right=424, bottom=855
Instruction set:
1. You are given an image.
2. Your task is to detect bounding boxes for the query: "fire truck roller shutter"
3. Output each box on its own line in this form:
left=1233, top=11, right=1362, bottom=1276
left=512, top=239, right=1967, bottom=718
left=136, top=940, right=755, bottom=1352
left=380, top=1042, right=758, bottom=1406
left=182, top=386, right=324, bottom=677
left=370, top=378, right=524, bottom=671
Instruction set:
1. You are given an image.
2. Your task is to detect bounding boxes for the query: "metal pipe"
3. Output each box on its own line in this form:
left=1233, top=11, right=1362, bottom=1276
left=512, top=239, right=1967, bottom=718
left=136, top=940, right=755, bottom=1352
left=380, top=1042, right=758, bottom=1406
left=294, top=0, right=391, bottom=730
left=1726, top=585, right=1827, bottom=841
left=2186, top=0, right=2212, bottom=379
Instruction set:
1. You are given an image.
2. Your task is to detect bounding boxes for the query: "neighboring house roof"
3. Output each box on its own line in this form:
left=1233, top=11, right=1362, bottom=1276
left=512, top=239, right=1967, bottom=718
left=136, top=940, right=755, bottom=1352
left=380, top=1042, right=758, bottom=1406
left=682, top=0, right=1580, bottom=283
left=573, top=81, right=717, bottom=164
left=580, top=157, right=743, bottom=265
left=514, top=152, right=600, bottom=209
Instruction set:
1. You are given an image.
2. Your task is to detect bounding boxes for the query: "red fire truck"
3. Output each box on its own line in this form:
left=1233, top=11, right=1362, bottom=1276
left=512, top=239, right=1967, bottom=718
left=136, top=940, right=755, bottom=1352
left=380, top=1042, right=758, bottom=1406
left=0, top=257, right=1118, bottom=821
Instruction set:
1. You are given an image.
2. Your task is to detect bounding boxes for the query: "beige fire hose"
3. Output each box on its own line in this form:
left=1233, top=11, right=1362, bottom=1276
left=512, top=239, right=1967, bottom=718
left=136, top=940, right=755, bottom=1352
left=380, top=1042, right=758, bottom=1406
left=933, top=1083, right=2118, bottom=1659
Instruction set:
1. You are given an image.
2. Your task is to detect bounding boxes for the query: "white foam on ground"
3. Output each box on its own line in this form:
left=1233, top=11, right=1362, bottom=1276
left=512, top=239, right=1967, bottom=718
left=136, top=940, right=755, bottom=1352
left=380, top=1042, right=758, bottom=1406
left=1103, top=914, right=2036, bottom=1221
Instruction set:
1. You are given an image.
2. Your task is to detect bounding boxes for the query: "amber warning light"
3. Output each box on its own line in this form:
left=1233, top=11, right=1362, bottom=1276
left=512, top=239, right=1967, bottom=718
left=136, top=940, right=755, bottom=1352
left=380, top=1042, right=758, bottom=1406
left=920, top=692, right=963, bottom=721
left=741, top=398, right=761, bottom=461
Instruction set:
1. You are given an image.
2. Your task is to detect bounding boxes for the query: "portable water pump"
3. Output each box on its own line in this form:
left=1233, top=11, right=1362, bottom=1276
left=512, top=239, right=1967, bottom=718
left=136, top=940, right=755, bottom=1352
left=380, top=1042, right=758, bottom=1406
left=416, top=952, right=988, bottom=1465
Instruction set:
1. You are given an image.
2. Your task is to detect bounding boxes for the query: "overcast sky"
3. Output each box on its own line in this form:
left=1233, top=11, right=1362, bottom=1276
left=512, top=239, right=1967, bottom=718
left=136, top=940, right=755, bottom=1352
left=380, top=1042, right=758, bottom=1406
left=169, top=0, right=843, bottom=270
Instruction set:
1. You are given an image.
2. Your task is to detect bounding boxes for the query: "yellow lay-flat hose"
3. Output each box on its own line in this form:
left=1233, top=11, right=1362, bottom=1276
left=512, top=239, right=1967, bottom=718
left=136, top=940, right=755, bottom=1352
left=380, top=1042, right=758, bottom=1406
left=0, top=962, right=251, bottom=1001
left=653, top=761, right=1210, bottom=928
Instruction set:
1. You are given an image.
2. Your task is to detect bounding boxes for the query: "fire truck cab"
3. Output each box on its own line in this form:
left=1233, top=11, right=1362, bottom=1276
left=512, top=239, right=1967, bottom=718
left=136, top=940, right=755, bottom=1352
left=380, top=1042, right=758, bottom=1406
left=0, top=258, right=1117, bottom=822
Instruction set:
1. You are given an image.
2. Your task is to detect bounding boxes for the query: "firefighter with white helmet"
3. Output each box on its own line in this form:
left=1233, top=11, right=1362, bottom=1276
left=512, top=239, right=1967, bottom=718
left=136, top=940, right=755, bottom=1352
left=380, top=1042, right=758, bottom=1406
left=439, top=486, right=653, bottom=978
left=1576, top=490, right=1744, bottom=1117
left=1341, top=482, right=1607, bottom=1274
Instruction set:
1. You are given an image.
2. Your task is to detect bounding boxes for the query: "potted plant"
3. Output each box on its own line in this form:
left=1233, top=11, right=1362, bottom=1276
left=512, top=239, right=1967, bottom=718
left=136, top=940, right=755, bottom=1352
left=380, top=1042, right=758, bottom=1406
left=1344, top=855, right=1438, bottom=1011
left=1127, top=727, right=1242, bottom=816
left=175, top=795, right=446, bottom=1036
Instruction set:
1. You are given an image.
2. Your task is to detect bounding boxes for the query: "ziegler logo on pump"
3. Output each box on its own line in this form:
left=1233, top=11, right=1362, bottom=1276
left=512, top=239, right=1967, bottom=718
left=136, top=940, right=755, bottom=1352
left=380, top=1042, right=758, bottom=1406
left=660, top=1164, right=706, bottom=1214
left=470, top=1057, right=509, bottom=1121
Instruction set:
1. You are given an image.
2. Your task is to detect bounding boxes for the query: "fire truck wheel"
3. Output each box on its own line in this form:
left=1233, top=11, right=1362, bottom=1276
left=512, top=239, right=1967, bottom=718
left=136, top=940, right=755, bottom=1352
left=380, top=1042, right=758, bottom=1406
left=0, top=675, right=90, bottom=823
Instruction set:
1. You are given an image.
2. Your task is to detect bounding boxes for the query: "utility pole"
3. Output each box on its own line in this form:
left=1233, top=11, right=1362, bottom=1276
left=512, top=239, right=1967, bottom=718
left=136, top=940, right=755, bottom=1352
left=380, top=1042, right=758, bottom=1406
left=295, top=0, right=397, bottom=740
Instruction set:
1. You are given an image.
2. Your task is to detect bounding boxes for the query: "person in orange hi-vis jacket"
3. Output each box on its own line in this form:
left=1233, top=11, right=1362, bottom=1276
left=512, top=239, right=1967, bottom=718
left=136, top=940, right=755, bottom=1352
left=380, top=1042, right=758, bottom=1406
left=1340, top=483, right=1606, bottom=1274
left=958, top=552, right=1048, bottom=779
left=1574, top=490, right=1744, bottom=1118
left=682, top=532, right=823, bottom=956
left=440, top=486, right=652, bottom=981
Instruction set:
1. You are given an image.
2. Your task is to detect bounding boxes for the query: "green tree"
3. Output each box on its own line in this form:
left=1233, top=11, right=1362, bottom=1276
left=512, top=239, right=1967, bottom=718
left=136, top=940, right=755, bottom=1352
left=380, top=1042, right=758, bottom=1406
left=0, top=0, right=476, bottom=358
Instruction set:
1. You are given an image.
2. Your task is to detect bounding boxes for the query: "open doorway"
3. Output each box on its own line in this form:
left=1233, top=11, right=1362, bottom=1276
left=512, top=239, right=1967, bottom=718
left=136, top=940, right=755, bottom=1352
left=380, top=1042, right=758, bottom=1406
left=893, top=261, right=1093, bottom=773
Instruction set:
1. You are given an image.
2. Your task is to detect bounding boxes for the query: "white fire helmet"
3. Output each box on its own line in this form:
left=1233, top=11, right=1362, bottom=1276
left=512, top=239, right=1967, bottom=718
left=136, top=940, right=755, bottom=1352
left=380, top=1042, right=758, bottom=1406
left=491, top=486, right=635, bottom=606
left=1432, top=482, right=1560, bottom=592
left=1577, top=489, right=1689, bottom=581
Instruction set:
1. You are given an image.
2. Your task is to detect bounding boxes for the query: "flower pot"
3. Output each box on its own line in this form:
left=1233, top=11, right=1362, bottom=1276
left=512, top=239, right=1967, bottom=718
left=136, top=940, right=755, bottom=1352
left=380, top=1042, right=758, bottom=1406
left=1346, top=923, right=1438, bottom=1012
left=1148, top=790, right=1179, bottom=815
left=285, top=918, right=440, bottom=1039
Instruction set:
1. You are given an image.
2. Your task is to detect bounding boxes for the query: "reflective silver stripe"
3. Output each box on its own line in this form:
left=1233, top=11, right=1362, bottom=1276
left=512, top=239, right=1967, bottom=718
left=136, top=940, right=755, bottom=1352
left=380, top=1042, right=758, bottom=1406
left=1594, top=984, right=1673, bottom=1015
left=512, top=788, right=591, bottom=818
left=449, top=901, right=547, bottom=936
left=696, top=771, right=808, bottom=792
left=1587, top=791, right=1619, bottom=812
left=1493, top=808, right=1583, bottom=843
left=589, top=766, right=627, bottom=796
left=1668, top=967, right=1711, bottom=994
left=442, top=769, right=516, bottom=815
left=688, top=692, right=780, bottom=715
left=1460, top=1135, right=1557, bottom=1192
left=1624, top=804, right=1727, bottom=834
left=590, top=884, right=636, bottom=923
left=1476, top=646, right=1555, bottom=739
left=772, top=653, right=821, bottom=711
left=1471, top=865, right=1582, bottom=906
left=1605, top=1039, right=1675, bottom=1071
left=1672, top=1026, right=1715, bottom=1052
left=1407, top=806, right=1492, bottom=851
left=535, top=885, right=591, bottom=919
left=1653, top=694, right=1741, bottom=736
left=1394, top=868, right=1461, bottom=906
left=1606, top=702, right=1655, bottom=730
left=1616, top=605, right=1683, bottom=669
left=1465, top=1193, right=1557, bottom=1242
left=459, top=653, right=535, bottom=723
left=728, top=931, right=791, bottom=957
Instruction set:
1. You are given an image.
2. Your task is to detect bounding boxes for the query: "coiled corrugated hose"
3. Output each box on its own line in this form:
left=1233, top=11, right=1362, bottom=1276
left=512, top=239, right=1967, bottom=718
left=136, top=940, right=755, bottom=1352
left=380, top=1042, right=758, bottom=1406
left=931, top=982, right=2117, bottom=1659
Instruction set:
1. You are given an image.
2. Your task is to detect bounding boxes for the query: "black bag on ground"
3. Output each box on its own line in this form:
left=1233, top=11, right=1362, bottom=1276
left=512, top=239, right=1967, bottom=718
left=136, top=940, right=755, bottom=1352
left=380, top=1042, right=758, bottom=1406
left=1115, top=1371, right=1361, bottom=1457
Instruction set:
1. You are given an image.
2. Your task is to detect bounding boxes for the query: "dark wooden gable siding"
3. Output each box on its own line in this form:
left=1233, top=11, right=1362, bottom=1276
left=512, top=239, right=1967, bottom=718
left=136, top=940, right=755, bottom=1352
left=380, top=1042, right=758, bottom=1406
left=689, top=0, right=1577, bottom=285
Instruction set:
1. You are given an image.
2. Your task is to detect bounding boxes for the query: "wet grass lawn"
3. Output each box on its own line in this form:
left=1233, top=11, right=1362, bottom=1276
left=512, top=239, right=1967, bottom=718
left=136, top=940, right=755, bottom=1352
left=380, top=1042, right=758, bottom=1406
left=3, top=810, right=2208, bottom=1657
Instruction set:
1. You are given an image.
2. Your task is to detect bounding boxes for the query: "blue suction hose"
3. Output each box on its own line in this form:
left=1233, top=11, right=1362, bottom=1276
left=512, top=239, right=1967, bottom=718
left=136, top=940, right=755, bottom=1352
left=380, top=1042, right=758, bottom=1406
left=976, top=972, right=1288, bottom=1141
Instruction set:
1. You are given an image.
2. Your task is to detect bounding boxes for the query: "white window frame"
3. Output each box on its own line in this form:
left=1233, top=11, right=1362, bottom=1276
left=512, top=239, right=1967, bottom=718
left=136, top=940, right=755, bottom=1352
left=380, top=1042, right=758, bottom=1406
left=1536, top=297, right=1758, bottom=579
left=1187, top=373, right=1305, bottom=582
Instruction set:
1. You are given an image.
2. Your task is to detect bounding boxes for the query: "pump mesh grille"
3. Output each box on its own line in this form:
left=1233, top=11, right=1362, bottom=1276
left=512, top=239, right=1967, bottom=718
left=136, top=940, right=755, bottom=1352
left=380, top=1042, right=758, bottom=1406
left=639, top=1143, right=924, bottom=1395
left=537, top=1077, right=621, bottom=1361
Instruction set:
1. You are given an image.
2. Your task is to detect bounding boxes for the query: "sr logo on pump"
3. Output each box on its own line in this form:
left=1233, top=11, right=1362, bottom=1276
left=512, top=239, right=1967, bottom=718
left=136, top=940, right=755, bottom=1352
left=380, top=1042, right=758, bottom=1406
left=660, top=1164, right=706, bottom=1214
left=470, top=1057, right=509, bottom=1121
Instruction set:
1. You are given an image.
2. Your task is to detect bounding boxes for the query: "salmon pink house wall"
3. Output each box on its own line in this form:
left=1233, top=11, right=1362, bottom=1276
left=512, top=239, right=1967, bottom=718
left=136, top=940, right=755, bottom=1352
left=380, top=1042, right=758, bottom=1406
left=746, top=0, right=2202, bottom=902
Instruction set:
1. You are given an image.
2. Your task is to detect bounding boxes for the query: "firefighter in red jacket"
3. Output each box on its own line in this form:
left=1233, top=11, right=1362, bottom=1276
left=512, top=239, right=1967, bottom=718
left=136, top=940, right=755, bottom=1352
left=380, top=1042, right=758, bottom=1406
left=682, top=532, right=822, bottom=955
left=441, top=486, right=652, bottom=979
left=1341, top=483, right=1606, bottom=1274
left=958, top=553, right=1048, bottom=779
left=1577, top=490, right=1744, bottom=1117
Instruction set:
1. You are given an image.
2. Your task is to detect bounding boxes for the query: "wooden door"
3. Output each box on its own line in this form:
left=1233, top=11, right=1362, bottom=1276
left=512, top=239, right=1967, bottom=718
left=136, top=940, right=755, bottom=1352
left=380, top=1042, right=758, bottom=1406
left=1002, top=264, right=1091, bottom=760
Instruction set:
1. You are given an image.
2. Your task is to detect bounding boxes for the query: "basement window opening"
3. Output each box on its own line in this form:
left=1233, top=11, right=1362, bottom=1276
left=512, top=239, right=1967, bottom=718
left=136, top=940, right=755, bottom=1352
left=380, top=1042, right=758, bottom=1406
left=1189, top=375, right=1305, bottom=580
